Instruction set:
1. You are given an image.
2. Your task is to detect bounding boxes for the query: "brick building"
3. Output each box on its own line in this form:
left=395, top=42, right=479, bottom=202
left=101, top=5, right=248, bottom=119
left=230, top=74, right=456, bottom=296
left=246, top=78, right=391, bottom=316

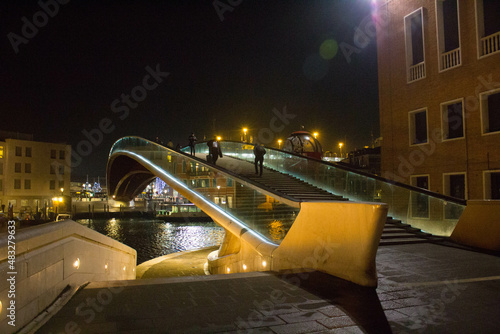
left=375, top=0, right=500, bottom=200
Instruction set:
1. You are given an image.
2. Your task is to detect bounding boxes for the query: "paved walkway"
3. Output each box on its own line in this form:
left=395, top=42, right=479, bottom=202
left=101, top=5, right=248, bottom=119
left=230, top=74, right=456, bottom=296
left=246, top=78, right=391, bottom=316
left=136, top=246, right=218, bottom=279
left=35, top=241, right=500, bottom=333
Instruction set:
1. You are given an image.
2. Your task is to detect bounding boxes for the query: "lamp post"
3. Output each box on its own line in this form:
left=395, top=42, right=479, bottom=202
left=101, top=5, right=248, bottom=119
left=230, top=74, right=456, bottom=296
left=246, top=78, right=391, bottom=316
left=278, top=139, right=282, bottom=149
left=243, top=128, right=248, bottom=142
left=313, top=132, right=318, bottom=139
left=339, top=142, right=344, bottom=158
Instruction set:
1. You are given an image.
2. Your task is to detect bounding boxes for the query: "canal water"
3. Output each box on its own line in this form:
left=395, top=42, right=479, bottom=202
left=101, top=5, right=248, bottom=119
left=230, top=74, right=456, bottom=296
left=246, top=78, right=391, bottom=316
left=77, top=218, right=225, bottom=264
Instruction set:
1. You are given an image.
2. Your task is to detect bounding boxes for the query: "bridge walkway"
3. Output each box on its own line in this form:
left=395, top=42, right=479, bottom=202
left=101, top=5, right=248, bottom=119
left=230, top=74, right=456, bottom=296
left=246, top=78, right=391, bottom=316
left=192, top=153, right=436, bottom=246
left=193, top=153, right=345, bottom=202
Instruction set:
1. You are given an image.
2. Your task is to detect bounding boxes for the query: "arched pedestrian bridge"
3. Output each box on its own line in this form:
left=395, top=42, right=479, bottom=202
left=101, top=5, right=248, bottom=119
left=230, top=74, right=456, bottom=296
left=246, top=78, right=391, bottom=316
left=107, top=137, right=467, bottom=287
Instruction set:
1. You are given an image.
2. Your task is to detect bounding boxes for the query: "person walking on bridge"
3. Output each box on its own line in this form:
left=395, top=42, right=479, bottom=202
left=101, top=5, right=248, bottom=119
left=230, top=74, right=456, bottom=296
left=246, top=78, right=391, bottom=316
left=253, top=143, right=266, bottom=176
left=188, top=133, right=197, bottom=155
left=207, top=138, right=223, bottom=165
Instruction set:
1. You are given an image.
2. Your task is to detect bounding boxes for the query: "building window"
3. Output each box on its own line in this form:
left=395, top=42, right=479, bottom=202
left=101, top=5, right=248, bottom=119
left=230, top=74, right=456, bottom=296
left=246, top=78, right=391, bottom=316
left=25, top=147, right=32, bottom=157
left=484, top=170, right=500, bottom=199
left=405, top=8, right=426, bottom=82
left=436, top=0, right=461, bottom=71
left=15, top=146, right=22, bottom=156
left=59, top=150, right=65, bottom=159
left=50, top=180, right=55, bottom=190
left=14, top=179, right=21, bottom=189
left=50, top=150, right=56, bottom=159
left=15, top=163, right=21, bottom=173
left=227, top=179, right=233, bottom=187
left=24, top=179, right=31, bottom=190
left=0, top=163, right=3, bottom=175
left=409, top=109, right=428, bottom=145
left=59, top=181, right=64, bottom=189
left=476, top=0, right=500, bottom=57
left=50, top=165, right=56, bottom=174
left=480, top=89, right=500, bottom=134
left=443, top=173, right=466, bottom=200
left=0, top=146, right=3, bottom=158
left=59, top=165, right=64, bottom=175
left=441, top=99, right=464, bottom=140
left=0, top=179, right=2, bottom=191
left=411, top=175, right=430, bottom=218
left=25, top=163, right=31, bottom=173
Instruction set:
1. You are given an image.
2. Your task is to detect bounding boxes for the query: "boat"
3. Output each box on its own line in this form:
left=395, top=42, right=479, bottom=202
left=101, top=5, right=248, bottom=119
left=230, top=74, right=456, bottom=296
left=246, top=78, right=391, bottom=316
left=156, top=203, right=212, bottom=222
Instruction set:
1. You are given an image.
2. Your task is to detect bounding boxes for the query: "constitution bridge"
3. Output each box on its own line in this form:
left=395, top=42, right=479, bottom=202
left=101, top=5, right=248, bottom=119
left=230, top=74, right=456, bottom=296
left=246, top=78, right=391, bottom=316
left=106, top=137, right=467, bottom=287
left=6, top=136, right=500, bottom=333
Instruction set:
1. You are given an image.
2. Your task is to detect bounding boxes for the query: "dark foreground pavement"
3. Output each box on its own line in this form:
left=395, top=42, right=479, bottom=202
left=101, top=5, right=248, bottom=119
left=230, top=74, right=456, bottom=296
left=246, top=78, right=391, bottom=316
left=36, top=242, right=500, bottom=333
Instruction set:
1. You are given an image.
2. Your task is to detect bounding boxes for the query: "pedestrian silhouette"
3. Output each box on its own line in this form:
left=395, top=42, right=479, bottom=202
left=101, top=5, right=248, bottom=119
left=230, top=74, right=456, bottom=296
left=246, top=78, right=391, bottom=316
left=253, top=143, right=266, bottom=176
left=188, top=133, right=197, bottom=155
left=207, top=138, right=223, bottom=165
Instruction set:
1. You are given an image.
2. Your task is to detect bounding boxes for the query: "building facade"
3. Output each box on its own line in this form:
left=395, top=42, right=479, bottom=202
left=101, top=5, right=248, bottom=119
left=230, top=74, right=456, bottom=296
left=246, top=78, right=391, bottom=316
left=0, top=132, right=71, bottom=216
left=376, top=0, right=500, bottom=200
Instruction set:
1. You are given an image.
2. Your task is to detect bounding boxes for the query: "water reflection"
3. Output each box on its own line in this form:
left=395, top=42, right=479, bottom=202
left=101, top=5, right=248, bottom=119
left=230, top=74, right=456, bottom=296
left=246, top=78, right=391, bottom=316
left=267, top=220, right=286, bottom=242
left=77, top=218, right=225, bottom=264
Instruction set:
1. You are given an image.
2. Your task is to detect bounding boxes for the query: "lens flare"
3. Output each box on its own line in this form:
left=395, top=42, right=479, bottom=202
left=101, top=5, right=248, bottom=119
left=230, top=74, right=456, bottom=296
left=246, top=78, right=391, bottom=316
left=319, top=39, right=339, bottom=60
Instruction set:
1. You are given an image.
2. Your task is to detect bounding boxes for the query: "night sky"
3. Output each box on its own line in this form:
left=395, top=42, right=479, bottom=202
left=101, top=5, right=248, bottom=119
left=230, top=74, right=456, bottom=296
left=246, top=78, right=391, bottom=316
left=1, top=0, right=379, bottom=178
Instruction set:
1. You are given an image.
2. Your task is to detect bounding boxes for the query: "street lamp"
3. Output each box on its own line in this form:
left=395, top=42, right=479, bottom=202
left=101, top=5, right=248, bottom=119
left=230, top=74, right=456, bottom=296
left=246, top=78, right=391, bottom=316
left=216, top=136, right=222, bottom=141
left=313, top=132, right=318, bottom=139
left=243, top=128, right=248, bottom=142
left=60, top=188, right=64, bottom=196
left=278, top=139, right=282, bottom=149
left=339, top=142, right=344, bottom=158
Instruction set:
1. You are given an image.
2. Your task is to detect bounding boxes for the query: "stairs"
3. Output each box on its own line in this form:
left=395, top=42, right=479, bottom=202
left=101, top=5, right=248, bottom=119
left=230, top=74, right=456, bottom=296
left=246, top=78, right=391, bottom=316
left=379, top=217, right=444, bottom=246
left=244, top=171, right=346, bottom=202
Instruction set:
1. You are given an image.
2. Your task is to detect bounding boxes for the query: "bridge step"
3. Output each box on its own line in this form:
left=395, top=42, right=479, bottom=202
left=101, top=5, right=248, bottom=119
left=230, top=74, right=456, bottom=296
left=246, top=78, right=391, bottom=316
left=243, top=171, right=344, bottom=202
left=379, top=217, right=445, bottom=246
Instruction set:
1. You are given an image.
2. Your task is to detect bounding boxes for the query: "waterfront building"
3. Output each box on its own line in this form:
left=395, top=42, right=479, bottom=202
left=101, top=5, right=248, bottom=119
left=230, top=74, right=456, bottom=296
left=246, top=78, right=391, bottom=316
left=0, top=131, right=71, bottom=216
left=375, top=0, right=500, bottom=200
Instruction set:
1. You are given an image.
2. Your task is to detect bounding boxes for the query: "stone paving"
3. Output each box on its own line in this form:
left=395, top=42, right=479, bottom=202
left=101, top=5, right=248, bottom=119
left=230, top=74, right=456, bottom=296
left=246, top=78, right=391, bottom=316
left=136, top=246, right=218, bottom=279
left=36, top=241, right=500, bottom=333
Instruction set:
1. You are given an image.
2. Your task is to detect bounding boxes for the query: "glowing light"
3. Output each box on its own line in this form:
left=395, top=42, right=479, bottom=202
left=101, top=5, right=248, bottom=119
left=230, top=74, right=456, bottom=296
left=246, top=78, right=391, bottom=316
left=216, top=136, right=222, bottom=141
left=226, top=267, right=231, bottom=273
left=278, top=139, right=282, bottom=149
left=262, top=261, right=267, bottom=267
left=58, top=197, right=63, bottom=202
left=73, top=258, right=80, bottom=269
left=243, top=264, right=247, bottom=270
left=0, top=301, right=2, bottom=314
left=319, top=39, right=339, bottom=60
left=104, top=263, right=108, bottom=270
left=313, top=132, right=318, bottom=139
left=243, top=128, right=247, bottom=134
left=123, top=266, right=126, bottom=271
left=60, top=188, right=64, bottom=193
left=339, top=142, right=344, bottom=148
left=112, top=195, right=116, bottom=199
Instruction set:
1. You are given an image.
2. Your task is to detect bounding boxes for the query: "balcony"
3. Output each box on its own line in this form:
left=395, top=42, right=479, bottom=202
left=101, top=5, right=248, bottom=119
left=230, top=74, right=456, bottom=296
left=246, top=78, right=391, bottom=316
left=408, top=61, right=425, bottom=82
left=481, top=31, right=500, bottom=57
left=441, top=48, right=461, bottom=71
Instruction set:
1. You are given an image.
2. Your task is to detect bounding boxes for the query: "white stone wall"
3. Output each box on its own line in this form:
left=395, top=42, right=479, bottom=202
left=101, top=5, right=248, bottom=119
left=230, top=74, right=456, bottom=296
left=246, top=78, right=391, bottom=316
left=0, top=220, right=136, bottom=333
